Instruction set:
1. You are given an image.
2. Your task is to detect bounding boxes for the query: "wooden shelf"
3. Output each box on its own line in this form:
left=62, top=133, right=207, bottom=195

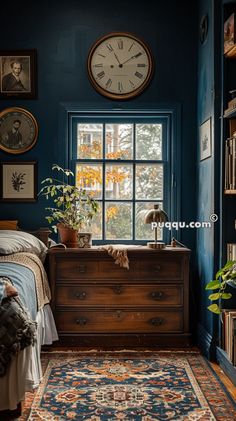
left=223, top=108, right=236, bottom=119
left=224, top=189, right=236, bottom=194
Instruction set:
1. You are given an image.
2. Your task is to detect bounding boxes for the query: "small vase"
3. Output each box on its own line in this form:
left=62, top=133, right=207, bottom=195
left=57, top=223, right=78, bottom=248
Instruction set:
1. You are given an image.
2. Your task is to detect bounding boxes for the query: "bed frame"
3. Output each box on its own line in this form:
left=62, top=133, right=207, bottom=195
left=0, top=227, right=51, bottom=419
left=26, top=227, right=51, bottom=246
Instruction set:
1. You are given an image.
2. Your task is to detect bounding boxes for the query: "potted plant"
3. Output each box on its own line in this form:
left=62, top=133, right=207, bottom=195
left=205, top=260, right=236, bottom=314
left=39, top=164, right=98, bottom=247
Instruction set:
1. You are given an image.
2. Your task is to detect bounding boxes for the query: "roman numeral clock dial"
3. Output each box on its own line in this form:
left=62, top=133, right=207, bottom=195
left=87, top=32, right=154, bottom=99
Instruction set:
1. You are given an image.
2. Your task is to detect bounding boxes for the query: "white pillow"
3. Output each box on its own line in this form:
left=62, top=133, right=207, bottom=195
left=0, top=230, right=48, bottom=261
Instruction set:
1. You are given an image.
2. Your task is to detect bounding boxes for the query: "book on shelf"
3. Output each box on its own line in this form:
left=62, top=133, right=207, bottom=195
left=228, top=96, right=236, bottom=108
left=233, top=318, right=236, bottom=365
left=227, top=243, right=236, bottom=261
left=224, top=13, right=236, bottom=54
left=225, top=136, right=236, bottom=191
left=222, top=309, right=236, bottom=364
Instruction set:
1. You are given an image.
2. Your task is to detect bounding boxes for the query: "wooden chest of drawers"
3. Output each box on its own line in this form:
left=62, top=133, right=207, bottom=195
left=48, top=247, right=191, bottom=347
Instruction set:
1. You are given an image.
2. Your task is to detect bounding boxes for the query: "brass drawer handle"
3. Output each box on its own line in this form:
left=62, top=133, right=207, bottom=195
left=76, top=265, right=86, bottom=273
left=75, top=291, right=87, bottom=300
left=115, top=310, right=123, bottom=319
left=150, top=317, right=163, bottom=326
left=113, top=285, right=122, bottom=295
left=151, top=291, right=164, bottom=300
left=76, top=317, right=87, bottom=325
left=153, top=265, right=161, bottom=272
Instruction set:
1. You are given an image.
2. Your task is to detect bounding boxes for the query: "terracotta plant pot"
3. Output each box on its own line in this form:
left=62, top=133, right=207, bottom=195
left=57, top=223, right=78, bottom=248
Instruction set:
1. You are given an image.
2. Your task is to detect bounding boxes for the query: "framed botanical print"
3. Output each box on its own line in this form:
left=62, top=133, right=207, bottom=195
left=0, top=107, right=38, bottom=154
left=200, top=117, right=212, bottom=161
left=0, top=161, right=37, bottom=202
left=0, top=50, right=37, bottom=99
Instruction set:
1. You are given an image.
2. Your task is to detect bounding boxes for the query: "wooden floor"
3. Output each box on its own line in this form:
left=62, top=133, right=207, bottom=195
left=211, top=361, right=236, bottom=401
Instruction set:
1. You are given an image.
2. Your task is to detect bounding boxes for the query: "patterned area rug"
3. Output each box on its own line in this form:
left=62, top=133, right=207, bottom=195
left=22, top=350, right=236, bottom=420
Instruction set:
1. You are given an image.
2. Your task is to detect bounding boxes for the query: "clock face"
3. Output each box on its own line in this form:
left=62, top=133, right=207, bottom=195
left=87, top=32, right=154, bottom=99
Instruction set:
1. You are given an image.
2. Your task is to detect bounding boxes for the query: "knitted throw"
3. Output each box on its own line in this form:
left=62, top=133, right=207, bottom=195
left=0, top=276, right=37, bottom=377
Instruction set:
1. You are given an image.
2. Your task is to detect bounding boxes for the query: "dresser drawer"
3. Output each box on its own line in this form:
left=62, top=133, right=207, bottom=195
left=56, top=284, right=183, bottom=307
left=139, top=258, right=182, bottom=280
left=55, top=310, right=183, bottom=333
left=56, top=259, right=98, bottom=280
left=98, top=259, right=138, bottom=279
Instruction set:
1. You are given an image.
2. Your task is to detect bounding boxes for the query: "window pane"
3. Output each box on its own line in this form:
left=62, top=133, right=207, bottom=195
left=105, top=164, right=133, bottom=199
left=136, top=124, right=162, bottom=160
left=76, top=164, right=102, bottom=199
left=89, top=202, right=102, bottom=239
left=105, top=202, right=132, bottom=240
left=105, top=124, right=133, bottom=159
left=77, top=124, right=103, bottom=159
left=135, top=202, right=163, bottom=240
left=136, top=164, right=163, bottom=200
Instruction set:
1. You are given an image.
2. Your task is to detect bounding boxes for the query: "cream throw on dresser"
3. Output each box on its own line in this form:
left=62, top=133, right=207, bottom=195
left=99, top=245, right=142, bottom=269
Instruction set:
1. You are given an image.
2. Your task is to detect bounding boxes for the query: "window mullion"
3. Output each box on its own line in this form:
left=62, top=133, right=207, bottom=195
left=133, top=123, right=136, bottom=241
left=102, top=123, right=106, bottom=240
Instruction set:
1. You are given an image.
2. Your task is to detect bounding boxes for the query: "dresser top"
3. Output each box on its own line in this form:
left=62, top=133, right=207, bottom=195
left=48, top=245, right=191, bottom=255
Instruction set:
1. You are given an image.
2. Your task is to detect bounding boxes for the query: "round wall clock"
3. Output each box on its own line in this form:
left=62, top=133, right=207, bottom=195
left=0, top=107, right=38, bottom=154
left=87, top=32, right=154, bottom=100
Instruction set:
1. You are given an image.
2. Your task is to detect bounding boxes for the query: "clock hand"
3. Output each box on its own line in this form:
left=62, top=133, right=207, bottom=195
left=114, top=52, right=122, bottom=66
left=122, top=52, right=142, bottom=65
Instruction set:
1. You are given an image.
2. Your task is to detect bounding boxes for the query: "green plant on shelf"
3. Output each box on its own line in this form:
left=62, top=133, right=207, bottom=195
left=205, top=260, right=236, bottom=315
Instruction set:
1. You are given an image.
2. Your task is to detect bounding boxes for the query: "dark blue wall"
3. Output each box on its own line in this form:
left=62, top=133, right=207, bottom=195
left=196, top=0, right=215, bottom=348
left=196, top=0, right=222, bottom=356
left=0, top=0, right=197, bottom=252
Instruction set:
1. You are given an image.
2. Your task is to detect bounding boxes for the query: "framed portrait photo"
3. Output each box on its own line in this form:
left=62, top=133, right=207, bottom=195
left=0, top=107, right=38, bottom=154
left=0, top=50, right=37, bottom=99
left=1, top=161, right=37, bottom=202
left=199, top=117, right=212, bottom=161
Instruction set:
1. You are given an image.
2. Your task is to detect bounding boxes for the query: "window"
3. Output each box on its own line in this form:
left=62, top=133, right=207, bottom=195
left=69, top=112, right=174, bottom=244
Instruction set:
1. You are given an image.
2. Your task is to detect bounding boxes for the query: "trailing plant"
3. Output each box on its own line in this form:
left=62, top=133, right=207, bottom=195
left=205, top=260, right=236, bottom=314
left=38, top=164, right=98, bottom=232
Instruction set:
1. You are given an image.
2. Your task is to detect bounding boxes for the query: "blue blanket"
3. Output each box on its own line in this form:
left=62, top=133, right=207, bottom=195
left=0, top=262, right=37, bottom=320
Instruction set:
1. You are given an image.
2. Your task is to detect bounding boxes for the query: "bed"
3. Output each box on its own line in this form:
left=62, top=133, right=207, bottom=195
left=0, top=227, right=58, bottom=413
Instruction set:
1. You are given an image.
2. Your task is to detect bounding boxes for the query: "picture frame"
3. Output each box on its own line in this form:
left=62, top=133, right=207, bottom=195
left=200, top=117, right=212, bottom=161
left=0, top=50, right=37, bottom=99
left=0, top=107, right=38, bottom=154
left=0, top=161, right=37, bottom=202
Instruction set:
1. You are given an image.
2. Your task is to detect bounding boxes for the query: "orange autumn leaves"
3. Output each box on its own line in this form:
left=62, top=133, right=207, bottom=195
left=77, top=142, right=130, bottom=193
left=77, top=143, right=130, bottom=224
left=77, top=166, right=128, bottom=185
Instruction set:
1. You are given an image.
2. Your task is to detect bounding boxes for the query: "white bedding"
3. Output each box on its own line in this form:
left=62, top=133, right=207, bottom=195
left=0, top=304, right=58, bottom=411
left=0, top=230, right=58, bottom=411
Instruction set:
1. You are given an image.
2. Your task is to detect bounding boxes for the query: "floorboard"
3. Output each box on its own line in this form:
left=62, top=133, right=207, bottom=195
left=211, top=361, right=236, bottom=401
